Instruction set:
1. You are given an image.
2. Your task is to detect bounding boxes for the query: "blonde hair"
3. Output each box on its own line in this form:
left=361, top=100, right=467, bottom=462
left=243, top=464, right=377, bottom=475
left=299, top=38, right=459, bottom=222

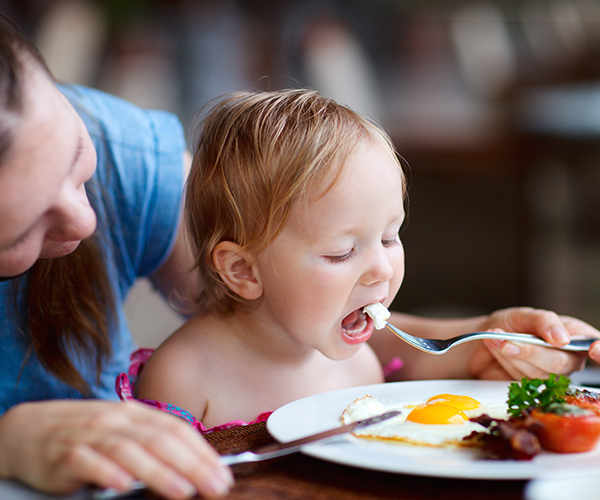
left=186, top=88, right=404, bottom=313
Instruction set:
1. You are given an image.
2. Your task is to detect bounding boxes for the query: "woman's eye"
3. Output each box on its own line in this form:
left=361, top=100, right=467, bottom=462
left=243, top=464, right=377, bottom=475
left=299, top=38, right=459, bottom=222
left=1, top=232, right=30, bottom=252
left=325, top=251, right=353, bottom=263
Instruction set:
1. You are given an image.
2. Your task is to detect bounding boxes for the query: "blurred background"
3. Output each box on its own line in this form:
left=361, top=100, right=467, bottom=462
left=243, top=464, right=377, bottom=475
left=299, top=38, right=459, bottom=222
left=4, top=0, right=600, bottom=349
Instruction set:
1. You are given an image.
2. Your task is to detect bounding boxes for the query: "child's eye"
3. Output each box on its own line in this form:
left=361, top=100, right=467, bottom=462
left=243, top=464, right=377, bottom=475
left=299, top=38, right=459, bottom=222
left=382, top=234, right=400, bottom=247
left=325, top=250, right=353, bottom=263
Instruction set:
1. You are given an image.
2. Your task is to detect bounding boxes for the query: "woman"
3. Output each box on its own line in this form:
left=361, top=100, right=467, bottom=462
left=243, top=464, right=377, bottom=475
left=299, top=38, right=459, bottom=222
left=0, top=13, right=232, bottom=500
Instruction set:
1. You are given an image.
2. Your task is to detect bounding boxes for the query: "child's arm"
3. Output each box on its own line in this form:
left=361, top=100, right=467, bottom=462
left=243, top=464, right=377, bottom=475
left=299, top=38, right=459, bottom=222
left=369, top=307, right=599, bottom=382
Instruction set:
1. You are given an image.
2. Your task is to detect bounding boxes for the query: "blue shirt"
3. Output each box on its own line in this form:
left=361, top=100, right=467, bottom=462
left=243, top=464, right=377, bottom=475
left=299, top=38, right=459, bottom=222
left=0, top=84, right=186, bottom=412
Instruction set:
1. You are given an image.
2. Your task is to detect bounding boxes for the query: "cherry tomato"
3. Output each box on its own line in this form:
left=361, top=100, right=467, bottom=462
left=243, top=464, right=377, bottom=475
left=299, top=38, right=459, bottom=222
left=531, top=409, right=600, bottom=453
left=565, top=394, right=600, bottom=415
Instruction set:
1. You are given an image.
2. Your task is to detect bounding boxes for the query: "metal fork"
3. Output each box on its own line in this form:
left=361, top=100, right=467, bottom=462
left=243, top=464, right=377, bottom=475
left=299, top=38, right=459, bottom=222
left=384, top=322, right=596, bottom=355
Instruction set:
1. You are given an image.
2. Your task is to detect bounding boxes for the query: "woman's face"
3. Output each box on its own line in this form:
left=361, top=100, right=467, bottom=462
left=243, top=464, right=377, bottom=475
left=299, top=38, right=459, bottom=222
left=0, top=61, right=97, bottom=277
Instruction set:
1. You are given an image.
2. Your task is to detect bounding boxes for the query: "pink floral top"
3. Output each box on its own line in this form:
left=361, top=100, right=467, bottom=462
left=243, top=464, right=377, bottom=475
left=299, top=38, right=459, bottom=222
left=116, top=348, right=403, bottom=433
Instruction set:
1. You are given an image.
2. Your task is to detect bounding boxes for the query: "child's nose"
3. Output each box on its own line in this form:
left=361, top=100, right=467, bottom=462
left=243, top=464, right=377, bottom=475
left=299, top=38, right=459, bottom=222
left=362, top=247, right=394, bottom=286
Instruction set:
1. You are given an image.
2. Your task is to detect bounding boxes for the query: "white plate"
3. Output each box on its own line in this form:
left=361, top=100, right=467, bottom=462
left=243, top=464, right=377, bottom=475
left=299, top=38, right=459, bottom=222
left=525, top=476, right=600, bottom=500
left=266, top=380, right=600, bottom=480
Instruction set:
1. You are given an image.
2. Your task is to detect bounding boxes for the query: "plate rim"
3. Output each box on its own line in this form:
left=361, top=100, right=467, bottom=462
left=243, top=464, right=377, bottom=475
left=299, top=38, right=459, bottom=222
left=266, top=379, right=600, bottom=480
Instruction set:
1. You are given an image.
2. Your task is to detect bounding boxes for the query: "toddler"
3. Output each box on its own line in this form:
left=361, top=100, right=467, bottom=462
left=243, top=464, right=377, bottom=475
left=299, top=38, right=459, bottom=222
left=131, top=89, right=406, bottom=430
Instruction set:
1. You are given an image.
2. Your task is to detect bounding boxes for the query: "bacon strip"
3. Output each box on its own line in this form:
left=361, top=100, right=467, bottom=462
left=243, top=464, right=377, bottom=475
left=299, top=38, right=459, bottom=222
left=463, top=414, right=541, bottom=460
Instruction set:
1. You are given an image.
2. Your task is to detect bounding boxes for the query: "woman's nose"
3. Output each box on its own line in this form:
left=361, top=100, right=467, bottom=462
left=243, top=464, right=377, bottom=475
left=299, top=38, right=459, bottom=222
left=46, top=184, right=97, bottom=242
left=361, top=247, right=394, bottom=286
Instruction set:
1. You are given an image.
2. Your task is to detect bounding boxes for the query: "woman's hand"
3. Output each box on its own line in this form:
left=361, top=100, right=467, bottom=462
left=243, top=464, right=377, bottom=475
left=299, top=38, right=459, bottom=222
left=469, top=307, right=597, bottom=380
left=0, top=400, right=233, bottom=499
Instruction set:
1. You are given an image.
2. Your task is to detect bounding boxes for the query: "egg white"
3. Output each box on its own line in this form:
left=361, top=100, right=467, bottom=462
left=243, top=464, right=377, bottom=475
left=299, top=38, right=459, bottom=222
left=342, top=395, right=508, bottom=448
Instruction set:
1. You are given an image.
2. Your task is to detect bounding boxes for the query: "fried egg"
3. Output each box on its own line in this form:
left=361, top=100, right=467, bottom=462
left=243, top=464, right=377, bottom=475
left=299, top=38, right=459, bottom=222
left=342, top=394, right=507, bottom=448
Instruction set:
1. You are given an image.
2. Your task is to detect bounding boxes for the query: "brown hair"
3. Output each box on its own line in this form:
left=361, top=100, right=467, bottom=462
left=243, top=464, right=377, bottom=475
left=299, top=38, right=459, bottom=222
left=0, top=13, right=113, bottom=393
left=186, top=89, right=404, bottom=314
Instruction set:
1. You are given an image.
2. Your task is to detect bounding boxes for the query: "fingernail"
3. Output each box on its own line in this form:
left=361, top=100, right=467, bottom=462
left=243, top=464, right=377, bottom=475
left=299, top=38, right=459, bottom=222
left=219, top=466, right=235, bottom=488
left=109, top=473, right=135, bottom=492
left=502, top=343, right=521, bottom=356
left=169, top=478, right=197, bottom=498
left=550, top=326, right=569, bottom=346
left=590, top=341, right=600, bottom=359
left=207, top=467, right=233, bottom=496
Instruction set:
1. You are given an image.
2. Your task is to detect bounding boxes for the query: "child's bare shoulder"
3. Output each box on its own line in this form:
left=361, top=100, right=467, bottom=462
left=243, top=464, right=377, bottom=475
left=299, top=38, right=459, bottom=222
left=136, top=315, right=216, bottom=414
left=148, top=316, right=211, bottom=372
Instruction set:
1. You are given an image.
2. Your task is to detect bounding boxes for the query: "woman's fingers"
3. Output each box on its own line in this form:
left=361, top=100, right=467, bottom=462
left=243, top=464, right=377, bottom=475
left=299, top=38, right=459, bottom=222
left=590, top=340, right=600, bottom=363
left=484, top=307, right=600, bottom=365
left=46, top=444, right=135, bottom=494
left=559, top=315, right=600, bottom=337
left=93, top=408, right=232, bottom=498
left=468, top=347, right=511, bottom=380
left=483, top=339, right=587, bottom=379
left=481, top=340, right=528, bottom=380
left=95, top=432, right=197, bottom=499
left=85, top=403, right=233, bottom=499
left=0, top=400, right=233, bottom=499
left=487, top=307, right=570, bottom=346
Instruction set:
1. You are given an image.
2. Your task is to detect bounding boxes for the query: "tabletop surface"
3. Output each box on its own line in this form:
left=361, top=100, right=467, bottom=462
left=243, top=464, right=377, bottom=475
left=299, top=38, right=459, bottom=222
left=207, top=422, right=527, bottom=500
left=5, top=371, right=600, bottom=498
left=0, top=420, right=529, bottom=500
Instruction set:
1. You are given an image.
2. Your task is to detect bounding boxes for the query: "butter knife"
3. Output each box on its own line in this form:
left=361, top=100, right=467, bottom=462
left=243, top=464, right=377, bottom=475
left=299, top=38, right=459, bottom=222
left=221, top=409, right=401, bottom=465
left=93, top=410, right=400, bottom=499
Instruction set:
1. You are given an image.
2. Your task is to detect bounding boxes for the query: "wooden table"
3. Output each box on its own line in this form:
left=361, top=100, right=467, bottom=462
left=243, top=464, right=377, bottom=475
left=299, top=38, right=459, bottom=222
left=0, top=421, right=529, bottom=499
left=205, top=422, right=527, bottom=500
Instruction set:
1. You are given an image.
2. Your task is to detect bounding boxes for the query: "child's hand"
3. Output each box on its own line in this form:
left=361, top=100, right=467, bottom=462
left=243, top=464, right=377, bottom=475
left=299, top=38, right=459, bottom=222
left=468, top=307, right=598, bottom=380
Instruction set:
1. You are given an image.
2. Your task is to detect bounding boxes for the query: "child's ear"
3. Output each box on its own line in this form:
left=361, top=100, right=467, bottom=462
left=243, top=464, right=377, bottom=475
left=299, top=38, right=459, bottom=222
left=213, top=241, right=263, bottom=300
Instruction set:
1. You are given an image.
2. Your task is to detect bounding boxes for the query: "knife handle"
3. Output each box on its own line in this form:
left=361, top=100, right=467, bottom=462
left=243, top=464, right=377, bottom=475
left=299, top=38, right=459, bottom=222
left=220, top=450, right=261, bottom=465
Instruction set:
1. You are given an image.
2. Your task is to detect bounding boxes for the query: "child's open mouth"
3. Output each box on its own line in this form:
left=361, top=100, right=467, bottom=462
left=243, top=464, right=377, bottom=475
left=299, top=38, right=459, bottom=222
left=341, top=308, right=373, bottom=344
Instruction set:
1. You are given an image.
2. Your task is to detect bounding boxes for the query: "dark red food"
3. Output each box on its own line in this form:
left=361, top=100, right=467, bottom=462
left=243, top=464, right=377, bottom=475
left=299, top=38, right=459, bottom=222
left=465, top=414, right=541, bottom=460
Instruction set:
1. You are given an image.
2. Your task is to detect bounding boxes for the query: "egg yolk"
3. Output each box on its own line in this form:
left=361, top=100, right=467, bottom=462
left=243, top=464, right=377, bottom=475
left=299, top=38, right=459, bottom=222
left=425, top=394, right=481, bottom=411
left=407, top=403, right=468, bottom=425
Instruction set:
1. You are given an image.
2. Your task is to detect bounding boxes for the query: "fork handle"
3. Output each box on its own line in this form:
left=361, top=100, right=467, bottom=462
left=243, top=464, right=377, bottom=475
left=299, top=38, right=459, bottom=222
left=458, top=332, right=595, bottom=352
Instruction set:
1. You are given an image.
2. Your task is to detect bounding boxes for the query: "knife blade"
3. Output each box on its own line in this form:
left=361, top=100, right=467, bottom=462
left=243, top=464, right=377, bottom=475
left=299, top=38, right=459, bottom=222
left=221, top=409, right=401, bottom=465
left=92, top=410, right=400, bottom=499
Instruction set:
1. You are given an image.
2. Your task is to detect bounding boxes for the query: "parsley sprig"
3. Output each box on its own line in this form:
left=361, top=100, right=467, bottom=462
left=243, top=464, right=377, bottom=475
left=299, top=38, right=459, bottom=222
left=507, top=374, right=570, bottom=417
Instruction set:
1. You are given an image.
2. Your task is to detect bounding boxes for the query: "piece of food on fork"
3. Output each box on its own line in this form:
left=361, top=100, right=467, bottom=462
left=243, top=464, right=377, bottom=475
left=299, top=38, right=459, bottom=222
left=363, top=303, right=391, bottom=330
